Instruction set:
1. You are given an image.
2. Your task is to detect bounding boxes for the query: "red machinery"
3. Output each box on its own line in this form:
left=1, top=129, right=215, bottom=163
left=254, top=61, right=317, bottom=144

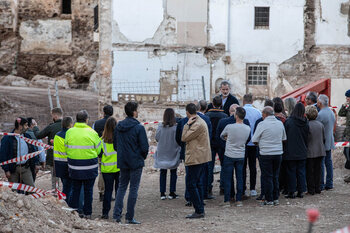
left=281, top=78, right=331, bottom=105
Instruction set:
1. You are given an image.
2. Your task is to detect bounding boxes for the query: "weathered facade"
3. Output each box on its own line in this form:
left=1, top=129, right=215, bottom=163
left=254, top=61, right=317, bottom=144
left=97, top=0, right=350, bottom=105
left=0, top=0, right=98, bottom=83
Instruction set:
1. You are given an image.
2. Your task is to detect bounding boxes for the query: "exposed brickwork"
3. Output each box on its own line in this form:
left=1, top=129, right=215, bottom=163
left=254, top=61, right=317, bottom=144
left=0, top=0, right=98, bottom=83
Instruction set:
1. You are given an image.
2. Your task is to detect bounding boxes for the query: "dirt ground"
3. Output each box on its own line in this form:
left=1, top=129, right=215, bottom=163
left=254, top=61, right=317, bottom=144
left=28, top=151, right=349, bottom=233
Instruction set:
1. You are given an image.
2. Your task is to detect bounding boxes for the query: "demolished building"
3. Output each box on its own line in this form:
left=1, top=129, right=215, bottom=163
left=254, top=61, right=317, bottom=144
left=0, top=0, right=349, bottom=107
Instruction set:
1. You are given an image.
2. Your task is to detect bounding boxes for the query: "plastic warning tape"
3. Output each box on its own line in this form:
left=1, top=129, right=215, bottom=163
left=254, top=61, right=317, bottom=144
left=0, top=149, right=45, bottom=166
left=143, top=121, right=160, bottom=125
left=0, top=132, right=53, bottom=149
left=335, top=142, right=350, bottom=147
left=0, top=181, right=66, bottom=200
left=0, top=181, right=45, bottom=198
left=332, top=225, right=350, bottom=233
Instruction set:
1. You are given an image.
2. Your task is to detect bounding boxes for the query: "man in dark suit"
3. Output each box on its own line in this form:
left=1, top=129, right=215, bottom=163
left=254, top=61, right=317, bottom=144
left=208, top=80, right=240, bottom=115
left=206, top=96, right=228, bottom=195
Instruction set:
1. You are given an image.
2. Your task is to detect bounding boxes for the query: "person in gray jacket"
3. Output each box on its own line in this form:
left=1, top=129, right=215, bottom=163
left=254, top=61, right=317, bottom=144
left=316, top=94, right=335, bottom=190
left=305, top=105, right=326, bottom=195
left=154, top=108, right=181, bottom=200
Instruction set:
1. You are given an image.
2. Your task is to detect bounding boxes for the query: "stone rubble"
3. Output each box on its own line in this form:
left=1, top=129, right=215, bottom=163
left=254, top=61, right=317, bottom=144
left=0, top=186, right=117, bottom=233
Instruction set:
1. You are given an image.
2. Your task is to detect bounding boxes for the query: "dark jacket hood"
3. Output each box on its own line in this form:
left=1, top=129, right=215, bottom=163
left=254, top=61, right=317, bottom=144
left=117, top=117, right=140, bottom=132
left=292, top=116, right=308, bottom=127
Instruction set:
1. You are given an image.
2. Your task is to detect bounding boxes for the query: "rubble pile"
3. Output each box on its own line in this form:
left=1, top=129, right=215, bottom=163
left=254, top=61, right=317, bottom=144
left=0, top=187, right=115, bottom=233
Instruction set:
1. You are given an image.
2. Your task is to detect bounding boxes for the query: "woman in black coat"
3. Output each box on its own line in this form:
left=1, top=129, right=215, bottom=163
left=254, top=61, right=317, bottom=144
left=284, top=103, right=309, bottom=198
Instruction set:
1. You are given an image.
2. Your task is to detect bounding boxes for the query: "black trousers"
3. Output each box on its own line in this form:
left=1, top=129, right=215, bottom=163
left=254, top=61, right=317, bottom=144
left=306, top=157, right=323, bottom=194
left=279, top=160, right=288, bottom=191
left=243, top=146, right=257, bottom=191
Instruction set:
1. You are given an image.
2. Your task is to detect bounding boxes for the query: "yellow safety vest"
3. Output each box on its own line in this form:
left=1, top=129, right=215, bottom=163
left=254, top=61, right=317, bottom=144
left=54, top=135, right=67, bottom=162
left=65, top=122, right=102, bottom=178
left=101, top=140, right=119, bottom=173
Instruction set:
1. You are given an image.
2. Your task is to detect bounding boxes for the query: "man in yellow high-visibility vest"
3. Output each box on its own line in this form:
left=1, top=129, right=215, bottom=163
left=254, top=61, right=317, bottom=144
left=65, top=110, right=101, bottom=219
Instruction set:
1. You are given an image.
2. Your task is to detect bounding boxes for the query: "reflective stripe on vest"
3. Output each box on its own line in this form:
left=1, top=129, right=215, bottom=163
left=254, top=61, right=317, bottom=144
left=101, top=162, right=118, bottom=166
left=101, top=141, right=119, bottom=173
left=53, top=135, right=67, bottom=161
left=68, top=164, right=98, bottom=170
left=54, top=151, right=67, bottom=156
left=103, top=142, right=117, bottom=156
left=54, top=157, right=68, bottom=162
left=65, top=142, right=101, bottom=149
left=65, top=123, right=102, bottom=161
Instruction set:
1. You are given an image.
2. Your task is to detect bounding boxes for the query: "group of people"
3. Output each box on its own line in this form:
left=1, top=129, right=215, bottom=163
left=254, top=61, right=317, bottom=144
left=154, top=81, right=348, bottom=219
left=0, top=103, right=149, bottom=224
left=1, top=80, right=349, bottom=223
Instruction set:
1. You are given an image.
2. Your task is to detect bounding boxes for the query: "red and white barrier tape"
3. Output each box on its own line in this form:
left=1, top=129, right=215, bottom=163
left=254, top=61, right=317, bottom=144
left=0, top=149, right=45, bottom=166
left=335, top=142, right=350, bottom=147
left=0, top=132, right=53, bottom=150
left=143, top=121, right=160, bottom=125
left=332, top=225, right=350, bottom=233
left=0, top=181, right=66, bottom=200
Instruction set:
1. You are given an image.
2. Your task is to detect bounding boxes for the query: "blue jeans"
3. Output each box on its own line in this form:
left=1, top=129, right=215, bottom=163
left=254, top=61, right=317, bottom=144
left=70, top=178, right=95, bottom=215
left=286, top=159, right=306, bottom=193
left=113, top=168, right=143, bottom=221
left=61, top=177, right=72, bottom=205
left=260, top=155, right=282, bottom=202
left=223, top=156, right=244, bottom=202
left=102, top=172, right=120, bottom=216
left=187, top=164, right=204, bottom=214
left=320, top=150, right=333, bottom=189
left=160, top=168, right=177, bottom=193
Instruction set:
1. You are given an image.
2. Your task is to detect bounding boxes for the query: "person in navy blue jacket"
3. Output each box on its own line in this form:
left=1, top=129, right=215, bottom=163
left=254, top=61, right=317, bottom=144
left=0, top=117, right=39, bottom=188
left=206, top=96, right=228, bottom=195
left=113, top=102, right=149, bottom=224
left=216, top=104, right=250, bottom=200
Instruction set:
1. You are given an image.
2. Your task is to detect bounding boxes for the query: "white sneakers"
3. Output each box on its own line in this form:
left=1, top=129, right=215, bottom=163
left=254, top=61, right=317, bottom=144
left=250, top=190, right=258, bottom=197
left=236, top=201, right=243, bottom=207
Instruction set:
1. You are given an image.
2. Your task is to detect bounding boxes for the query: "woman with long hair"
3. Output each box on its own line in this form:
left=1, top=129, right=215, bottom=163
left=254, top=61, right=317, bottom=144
left=284, top=97, right=297, bottom=117
left=100, top=117, right=119, bottom=219
left=154, top=108, right=181, bottom=200
left=284, top=103, right=309, bottom=198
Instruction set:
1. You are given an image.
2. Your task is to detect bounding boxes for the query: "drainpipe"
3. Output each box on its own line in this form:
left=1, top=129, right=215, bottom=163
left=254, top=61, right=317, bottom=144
left=227, top=0, right=231, bottom=52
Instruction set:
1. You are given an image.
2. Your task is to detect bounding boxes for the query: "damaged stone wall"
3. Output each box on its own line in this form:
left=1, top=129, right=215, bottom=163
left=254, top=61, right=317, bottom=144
left=0, top=0, right=98, bottom=84
left=275, top=0, right=350, bottom=97
left=110, top=0, right=225, bottom=103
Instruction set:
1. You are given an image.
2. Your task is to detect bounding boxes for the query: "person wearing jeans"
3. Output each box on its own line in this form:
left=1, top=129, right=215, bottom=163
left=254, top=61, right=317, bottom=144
left=154, top=108, right=181, bottom=200
left=113, top=102, right=149, bottom=224
left=252, top=106, right=286, bottom=206
left=223, top=157, right=244, bottom=205
left=182, top=103, right=211, bottom=219
left=220, top=107, right=250, bottom=206
left=243, top=94, right=262, bottom=197
left=113, top=168, right=142, bottom=222
left=316, top=94, right=335, bottom=190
